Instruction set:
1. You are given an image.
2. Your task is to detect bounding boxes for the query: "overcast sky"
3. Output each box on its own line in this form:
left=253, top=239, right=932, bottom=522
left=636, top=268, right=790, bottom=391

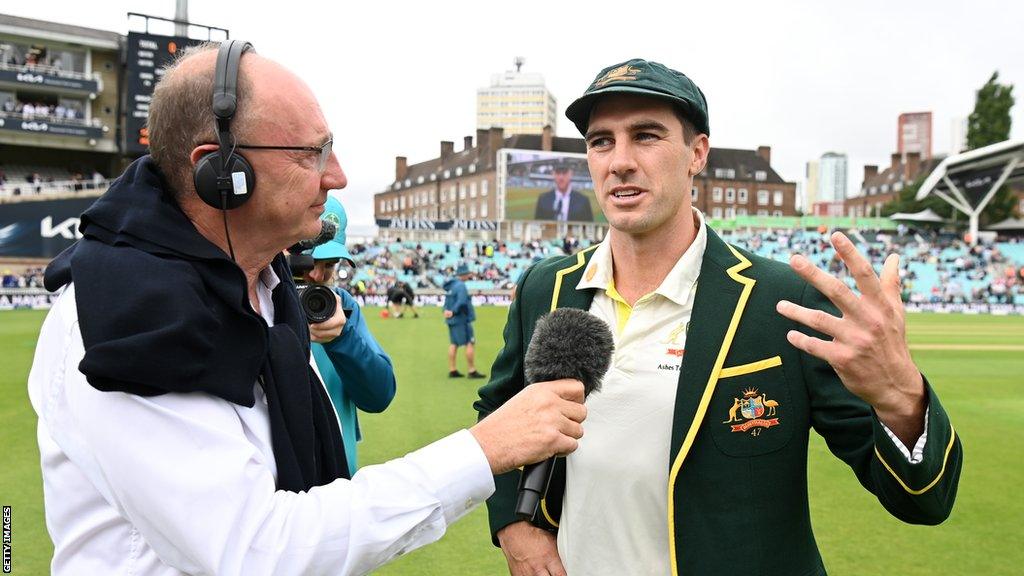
left=7, top=0, right=1024, bottom=226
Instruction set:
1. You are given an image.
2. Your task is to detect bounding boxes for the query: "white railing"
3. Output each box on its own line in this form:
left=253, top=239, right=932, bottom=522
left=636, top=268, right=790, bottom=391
left=0, top=110, right=101, bottom=128
left=0, top=61, right=99, bottom=83
left=0, top=177, right=110, bottom=200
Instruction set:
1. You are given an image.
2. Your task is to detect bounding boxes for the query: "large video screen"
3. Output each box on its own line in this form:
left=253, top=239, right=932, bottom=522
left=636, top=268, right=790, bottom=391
left=498, top=149, right=605, bottom=223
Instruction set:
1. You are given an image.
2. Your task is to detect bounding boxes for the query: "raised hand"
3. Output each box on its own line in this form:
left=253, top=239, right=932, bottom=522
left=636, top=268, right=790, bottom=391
left=776, top=232, right=926, bottom=445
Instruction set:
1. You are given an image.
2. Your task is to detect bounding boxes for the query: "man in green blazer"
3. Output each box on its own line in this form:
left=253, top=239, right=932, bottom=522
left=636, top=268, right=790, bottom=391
left=474, top=59, right=962, bottom=576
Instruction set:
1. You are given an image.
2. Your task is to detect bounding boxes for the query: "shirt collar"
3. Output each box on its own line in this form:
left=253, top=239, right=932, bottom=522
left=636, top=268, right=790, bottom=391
left=576, top=208, right=708, bottom=307
left=254, top=265, right=281, bottom=326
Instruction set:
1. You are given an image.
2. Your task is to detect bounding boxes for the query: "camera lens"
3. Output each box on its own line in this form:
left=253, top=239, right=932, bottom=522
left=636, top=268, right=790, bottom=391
left=299, top=285, right=337, bottom=323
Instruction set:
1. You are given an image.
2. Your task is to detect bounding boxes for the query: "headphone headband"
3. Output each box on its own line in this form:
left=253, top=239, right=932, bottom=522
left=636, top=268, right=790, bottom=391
left=193, top=39, right=257, bottom=216
left=213, top=40, right=252, bottom=121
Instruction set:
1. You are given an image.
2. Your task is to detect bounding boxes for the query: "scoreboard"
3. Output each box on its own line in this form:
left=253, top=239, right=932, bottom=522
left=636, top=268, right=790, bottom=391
left=123, top=32, right=205, bottom=156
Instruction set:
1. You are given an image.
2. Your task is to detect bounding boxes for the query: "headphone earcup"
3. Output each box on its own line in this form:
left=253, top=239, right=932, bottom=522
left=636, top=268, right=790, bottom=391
left=193, top=151, right=257, bottom=210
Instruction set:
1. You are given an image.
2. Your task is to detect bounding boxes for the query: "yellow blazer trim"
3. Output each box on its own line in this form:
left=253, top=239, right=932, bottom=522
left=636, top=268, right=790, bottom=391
left=540, top=497, right=559, bottom=527
left=538, top=246, right=598, bottom=528
left=719, top=356, right=782, bottom=379
left=667, top=244, right=755, bottom=575
left=874, top=426, right=957, bottom=495
left=550, top=245, right=599, bottom=312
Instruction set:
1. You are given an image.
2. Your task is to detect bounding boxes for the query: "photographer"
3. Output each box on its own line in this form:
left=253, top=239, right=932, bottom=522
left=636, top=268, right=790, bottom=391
left=299, top=196, right=396, bottom=471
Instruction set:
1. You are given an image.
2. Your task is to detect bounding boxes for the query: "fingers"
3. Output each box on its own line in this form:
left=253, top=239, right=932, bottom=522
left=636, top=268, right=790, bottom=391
left=785, top=329, right=839, bottom=365
left=880, top=253, right=901, bottom=303
left=559, top=416, right=584, bottom=441
left=546, top=378, right=585, bottom=404
left=831, top=232, right=884, bottom=304
left=560, top=398, right=587, bottom=424
left=789, top=254, right=862, bottom=316
left=776, top=300, right=842, bottom=337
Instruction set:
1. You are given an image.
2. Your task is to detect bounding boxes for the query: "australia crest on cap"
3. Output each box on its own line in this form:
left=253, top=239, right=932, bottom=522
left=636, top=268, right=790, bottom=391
left=594, top=64, right=642, bottom=88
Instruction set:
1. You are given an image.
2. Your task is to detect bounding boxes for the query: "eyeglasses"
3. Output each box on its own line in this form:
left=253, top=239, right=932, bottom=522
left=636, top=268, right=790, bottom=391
left=236, top=137, right=333, bottom=173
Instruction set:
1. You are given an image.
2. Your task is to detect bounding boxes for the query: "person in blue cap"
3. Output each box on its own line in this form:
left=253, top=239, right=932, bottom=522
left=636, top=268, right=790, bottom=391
left=443, top=263, right=485, bottom=378
left=304, top=195, right=396, bottom=471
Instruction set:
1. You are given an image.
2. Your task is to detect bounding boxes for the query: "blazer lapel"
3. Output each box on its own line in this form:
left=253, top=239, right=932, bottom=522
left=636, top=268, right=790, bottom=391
left=666, top=226, right=757, bottom=573
left=548, top=245, right=599, bottom=312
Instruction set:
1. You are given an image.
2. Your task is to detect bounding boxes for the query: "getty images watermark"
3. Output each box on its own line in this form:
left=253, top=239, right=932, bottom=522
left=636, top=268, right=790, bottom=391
left=2, top=505, right=10, bottom=573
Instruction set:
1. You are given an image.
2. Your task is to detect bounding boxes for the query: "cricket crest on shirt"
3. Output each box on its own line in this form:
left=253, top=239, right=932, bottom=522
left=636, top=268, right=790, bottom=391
left=660, top=320, right=689, bottom=363
left=722, top=387, right=780, bottom=436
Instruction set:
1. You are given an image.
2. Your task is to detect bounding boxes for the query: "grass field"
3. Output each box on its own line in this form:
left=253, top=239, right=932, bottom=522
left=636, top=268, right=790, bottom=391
left=2, top=307, right=1022, bottom=575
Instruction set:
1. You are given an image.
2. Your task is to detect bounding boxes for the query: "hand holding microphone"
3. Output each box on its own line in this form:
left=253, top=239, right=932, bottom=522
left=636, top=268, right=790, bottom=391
left=515, top=308, right=614, bottom=522
left=469, top=309, right=613, bottom=483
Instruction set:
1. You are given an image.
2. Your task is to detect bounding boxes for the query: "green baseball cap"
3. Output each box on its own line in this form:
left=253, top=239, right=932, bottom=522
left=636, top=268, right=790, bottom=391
left=309, top=196, right=355, bottom=266
left=565, top=58, right=710, bottom=137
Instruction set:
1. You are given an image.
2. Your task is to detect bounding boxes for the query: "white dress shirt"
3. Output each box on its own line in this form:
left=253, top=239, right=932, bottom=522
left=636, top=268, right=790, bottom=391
left=28, top=275, right=494, bottom=576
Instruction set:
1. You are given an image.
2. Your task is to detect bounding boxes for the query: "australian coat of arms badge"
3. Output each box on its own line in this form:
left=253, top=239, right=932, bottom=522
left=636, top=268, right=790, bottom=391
left=723, top=388, right=780, bottom=436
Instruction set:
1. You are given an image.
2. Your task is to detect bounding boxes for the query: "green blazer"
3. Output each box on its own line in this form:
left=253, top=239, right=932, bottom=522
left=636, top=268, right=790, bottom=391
left=474, top=226, right=962, bottom=576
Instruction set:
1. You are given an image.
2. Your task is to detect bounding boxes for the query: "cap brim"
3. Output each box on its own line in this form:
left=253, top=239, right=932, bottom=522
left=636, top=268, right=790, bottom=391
left=565, top=85, right=700, bottom=136
left=311, top=242, right=355, bottom=266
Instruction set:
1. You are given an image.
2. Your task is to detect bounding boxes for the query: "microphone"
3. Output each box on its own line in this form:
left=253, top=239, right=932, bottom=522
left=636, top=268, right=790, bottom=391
left=515, top=308, right=614, bottom=522
left=289, top=219, right=338, bottom=253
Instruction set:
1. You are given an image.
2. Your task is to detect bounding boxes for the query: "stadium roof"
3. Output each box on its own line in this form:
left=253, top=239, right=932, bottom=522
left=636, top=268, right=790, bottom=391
left=915, top=139, right=1024, bottom=205
left=890, top=208, right=945, bottom=222
left=0, top=13, right=121, bottom=50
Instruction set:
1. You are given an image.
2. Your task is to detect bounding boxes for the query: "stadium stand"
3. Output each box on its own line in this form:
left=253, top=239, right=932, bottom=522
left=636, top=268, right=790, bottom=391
left=330, top=230, right=1024, bottom=306
left=0, top=164, right=108, bottom=198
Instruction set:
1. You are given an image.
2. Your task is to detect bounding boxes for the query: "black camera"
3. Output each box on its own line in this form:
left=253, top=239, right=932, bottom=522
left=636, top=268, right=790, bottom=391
left=285, top=251, right=338, bottom=324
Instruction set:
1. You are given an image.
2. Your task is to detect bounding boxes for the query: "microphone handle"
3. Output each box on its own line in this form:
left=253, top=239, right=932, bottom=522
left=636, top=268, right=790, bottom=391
left=514, top=457, right=556, bottom=521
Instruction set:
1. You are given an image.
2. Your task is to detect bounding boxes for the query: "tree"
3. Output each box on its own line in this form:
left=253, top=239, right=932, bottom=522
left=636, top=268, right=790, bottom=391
left=967, top=71, right=1014, bottom=150
left=967, top=71, right=1017, bottom=223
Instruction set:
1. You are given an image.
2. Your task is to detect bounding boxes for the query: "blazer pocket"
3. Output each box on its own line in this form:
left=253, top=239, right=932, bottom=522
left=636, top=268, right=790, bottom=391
left=709, top=357, right=793, bottom=457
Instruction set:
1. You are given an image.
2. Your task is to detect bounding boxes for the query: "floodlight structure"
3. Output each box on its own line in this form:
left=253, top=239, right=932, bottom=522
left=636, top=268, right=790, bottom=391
left=916, top=139, right=1024, bottom=245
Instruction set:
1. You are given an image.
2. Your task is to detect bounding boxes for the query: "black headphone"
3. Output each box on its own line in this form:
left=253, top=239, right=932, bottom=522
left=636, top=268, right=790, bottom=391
left=193, top=40, right=257, bottom=210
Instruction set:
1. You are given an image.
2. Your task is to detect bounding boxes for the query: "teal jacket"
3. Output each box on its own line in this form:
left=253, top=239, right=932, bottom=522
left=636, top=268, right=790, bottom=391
left=312, top=288, right=395, bottom=471
left=474, top=226, right=962, bottom=576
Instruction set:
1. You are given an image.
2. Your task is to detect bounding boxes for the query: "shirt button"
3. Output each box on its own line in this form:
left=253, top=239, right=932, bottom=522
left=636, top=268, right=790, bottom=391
left=465, top=498, right=475, bottom=510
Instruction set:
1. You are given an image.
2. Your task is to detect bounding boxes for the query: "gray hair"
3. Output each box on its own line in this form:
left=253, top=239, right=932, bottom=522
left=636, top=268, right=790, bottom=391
left=147, top=42, right=257, bottom=200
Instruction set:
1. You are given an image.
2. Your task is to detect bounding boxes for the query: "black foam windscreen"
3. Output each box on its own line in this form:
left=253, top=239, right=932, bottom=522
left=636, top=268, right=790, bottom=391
left=290, top=220, right=338, bottom=253
left=524, top=308, right=615, bottom=397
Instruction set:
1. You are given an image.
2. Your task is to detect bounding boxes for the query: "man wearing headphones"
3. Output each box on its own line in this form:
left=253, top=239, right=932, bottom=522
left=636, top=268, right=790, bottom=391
left=29, top=41, right=588, bottom=575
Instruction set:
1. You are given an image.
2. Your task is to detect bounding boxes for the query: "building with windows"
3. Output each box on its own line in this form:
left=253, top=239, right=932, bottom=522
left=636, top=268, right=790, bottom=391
left=375, top=138, right=798, bottom=241
left=898, top=111, right=932, bottom=161
left=476, top=59, right=557, bottom=136
left=0, top=14, right=121, bottom=157
left=695, top=146, right=798, bottom=220
left=805, top=159, right=819, bottom=212
left=818, top=152, right=847, bottom=202
left=844, top=151, right=940, bottom=218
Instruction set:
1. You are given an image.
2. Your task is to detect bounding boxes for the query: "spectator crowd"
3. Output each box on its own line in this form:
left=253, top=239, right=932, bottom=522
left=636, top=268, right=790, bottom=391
left=3, top=231, right=1023, bottom=307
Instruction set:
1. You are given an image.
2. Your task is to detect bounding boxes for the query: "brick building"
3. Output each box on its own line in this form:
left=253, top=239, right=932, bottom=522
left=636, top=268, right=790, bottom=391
left=375, top=131, right=798, bottom=240
left=844, top=152, right=939, bottom=218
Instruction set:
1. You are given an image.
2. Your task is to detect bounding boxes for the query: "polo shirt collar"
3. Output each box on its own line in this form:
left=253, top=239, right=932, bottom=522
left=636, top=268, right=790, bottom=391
left=576, top=208, right=708, bottom=307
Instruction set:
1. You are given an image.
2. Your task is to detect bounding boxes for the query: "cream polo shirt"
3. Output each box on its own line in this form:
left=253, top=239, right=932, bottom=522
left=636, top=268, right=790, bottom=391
left=555, top=211, right=926, bottom=575
left=556, top=210, right=708, bottom=576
